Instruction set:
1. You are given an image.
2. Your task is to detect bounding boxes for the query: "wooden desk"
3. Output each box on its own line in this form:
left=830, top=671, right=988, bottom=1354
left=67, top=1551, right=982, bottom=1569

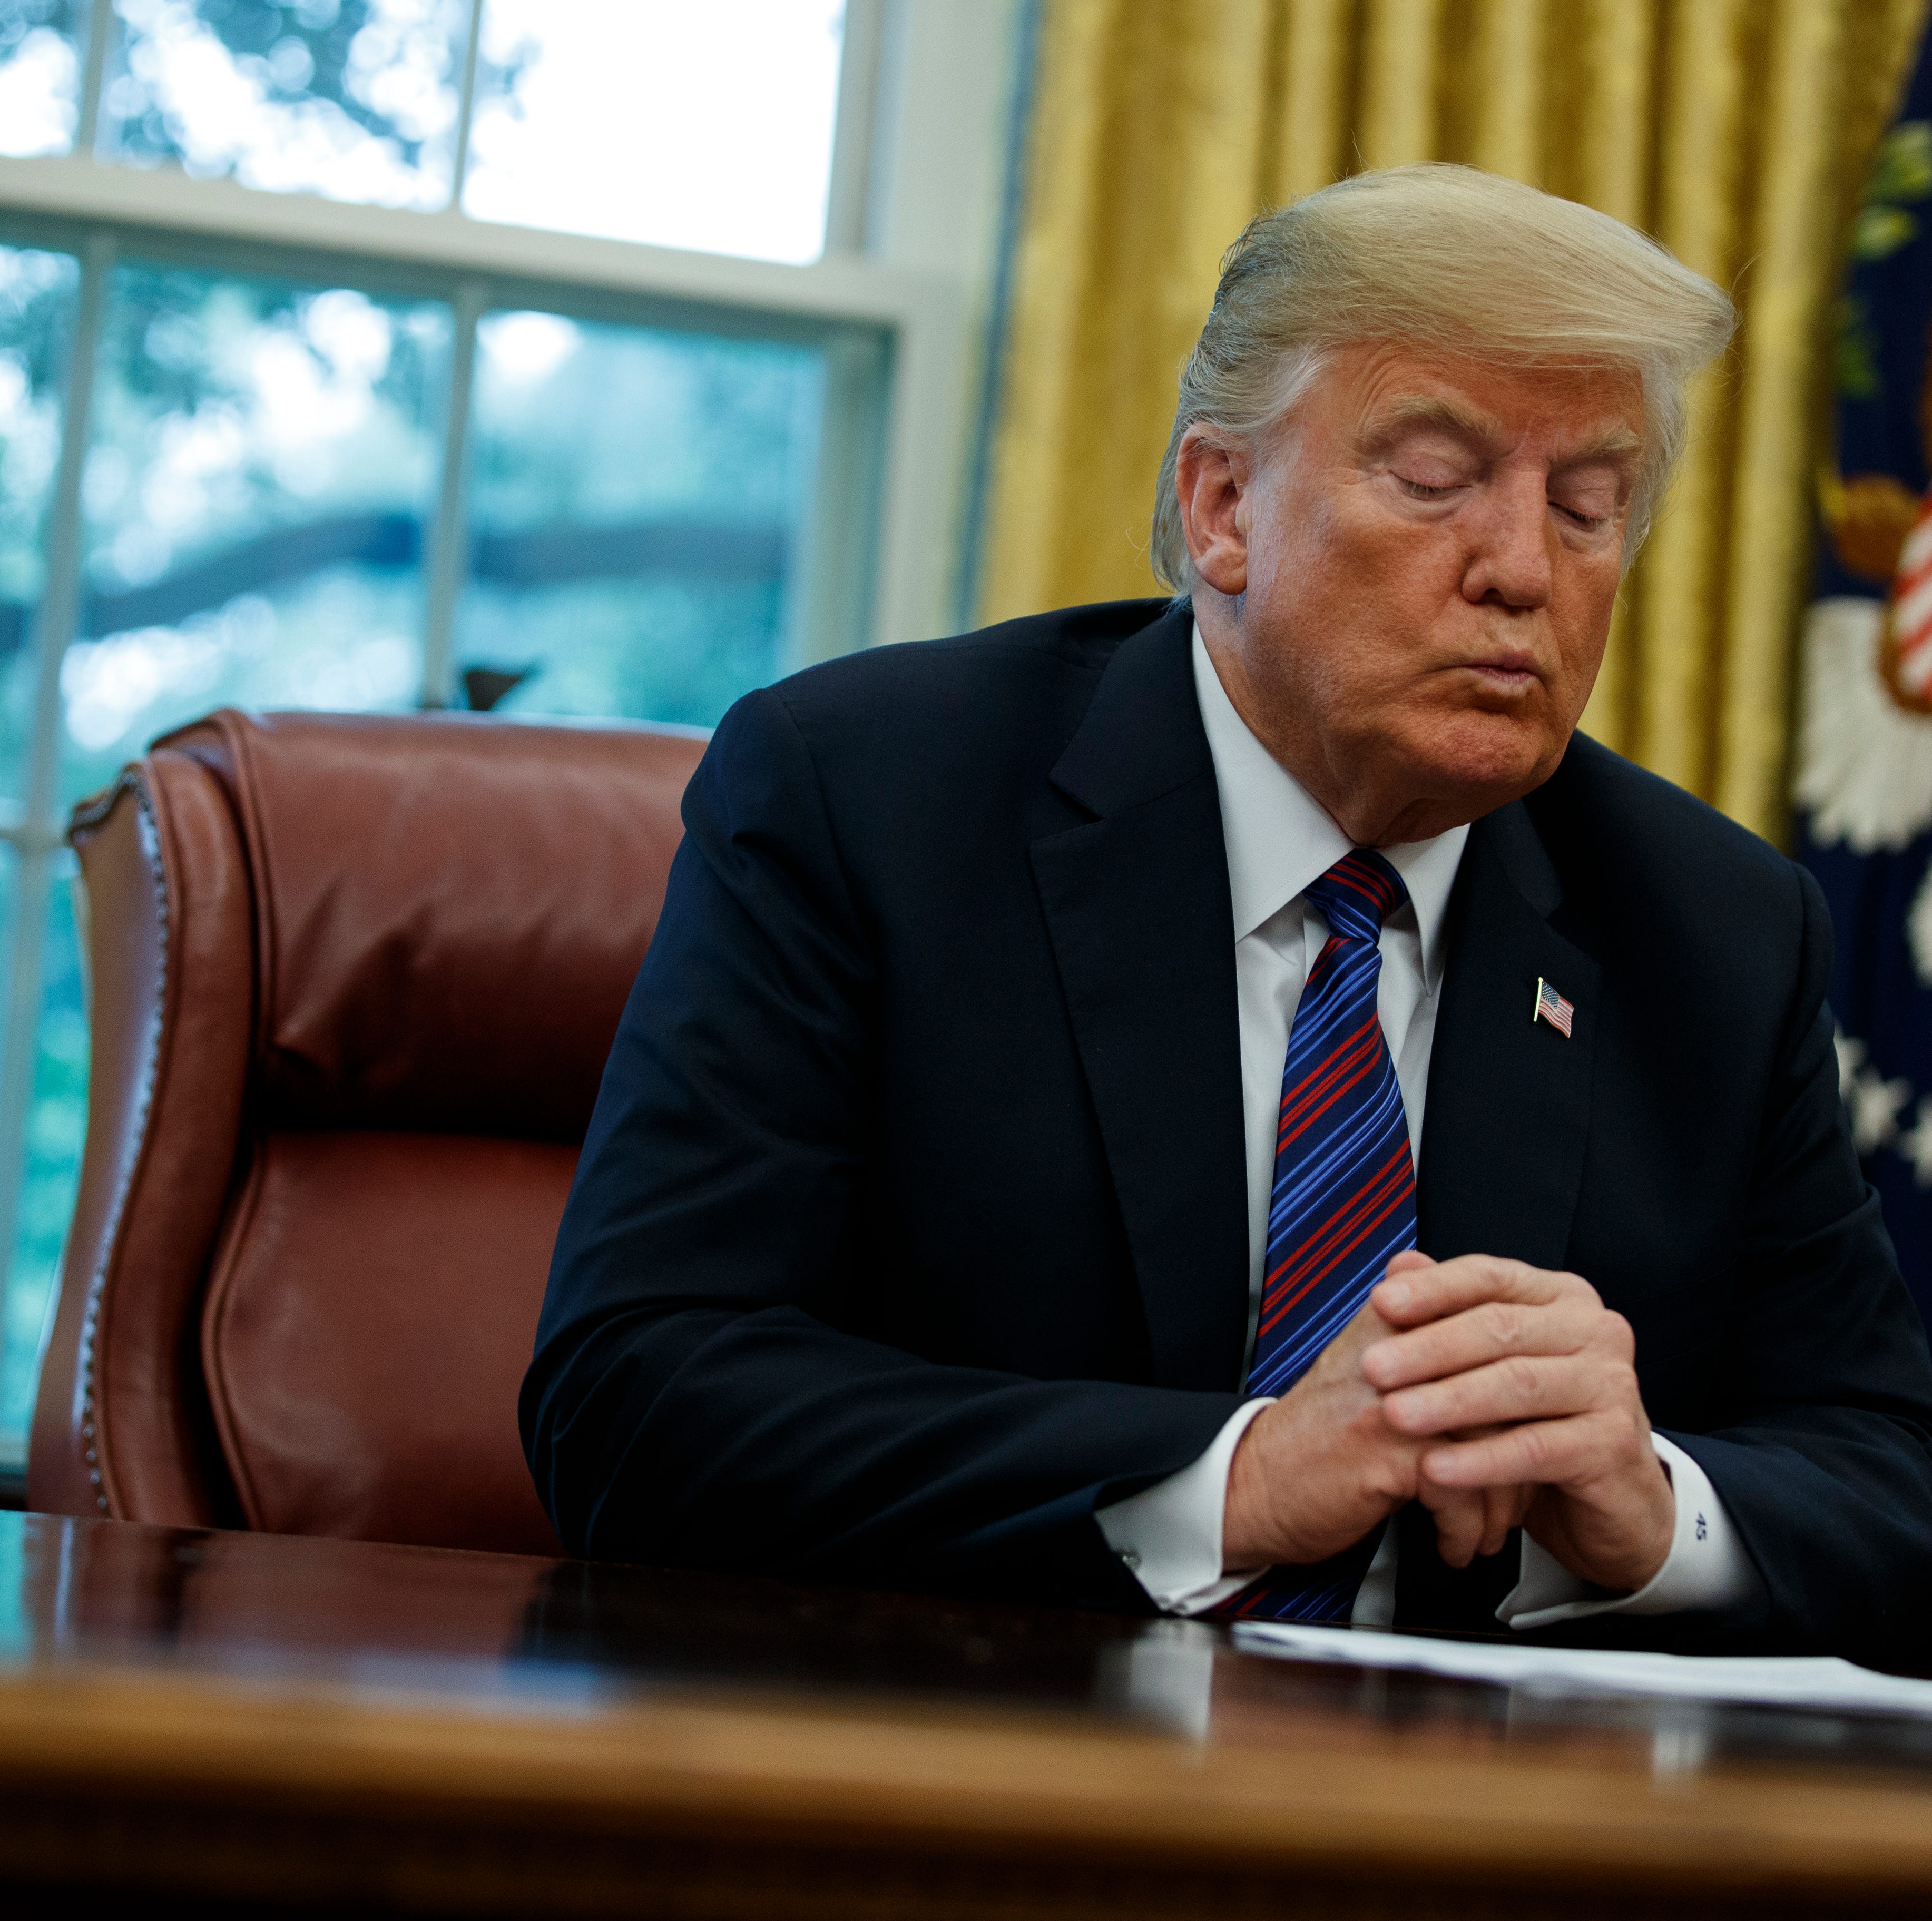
left=3, top=1512, right=1932, bottom=1917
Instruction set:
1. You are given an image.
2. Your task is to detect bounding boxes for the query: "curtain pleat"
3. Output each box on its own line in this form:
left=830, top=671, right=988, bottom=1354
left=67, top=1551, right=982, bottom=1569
left=1717, top=0, right=1846, bottom=830
left=1274, top=0, right=1350, bottom=199
left=978, top=0, right=1929, bottom=841
left=1624, top=0, right=1748, bottom=796
left=1359, top=0, right=1443, bottom=169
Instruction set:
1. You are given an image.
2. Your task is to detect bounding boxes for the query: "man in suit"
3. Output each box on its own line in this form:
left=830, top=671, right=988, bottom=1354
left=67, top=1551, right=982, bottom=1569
left=523, top=165, right=1932, bottom=1653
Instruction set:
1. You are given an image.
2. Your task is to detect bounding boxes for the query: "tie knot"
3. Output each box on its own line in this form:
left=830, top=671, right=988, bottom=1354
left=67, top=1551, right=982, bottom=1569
left=1302, top=848, right=1408, bottom=944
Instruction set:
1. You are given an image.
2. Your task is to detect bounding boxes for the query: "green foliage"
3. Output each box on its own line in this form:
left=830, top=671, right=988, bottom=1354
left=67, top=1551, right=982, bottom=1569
left=1837, top=294, right=1882, bottom=399
left=0, top=247, right=76, bottom=606
left=1869, top=120, right=1932, bottom=207
left=1856, top=203, right=1920, bottom=262
left=1854, top=121, right=1932, bottom=262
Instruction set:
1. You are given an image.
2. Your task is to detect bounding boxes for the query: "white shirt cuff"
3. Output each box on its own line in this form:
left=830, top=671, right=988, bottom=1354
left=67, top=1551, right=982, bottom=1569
left=1097, top=1400, right=1272, bottom=1614
left=1497, top=1431, right=1766, bottom=1631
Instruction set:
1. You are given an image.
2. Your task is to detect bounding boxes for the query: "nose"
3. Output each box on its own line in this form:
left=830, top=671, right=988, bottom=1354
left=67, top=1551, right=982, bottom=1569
left=1461, top=466, right=1554, bottom=610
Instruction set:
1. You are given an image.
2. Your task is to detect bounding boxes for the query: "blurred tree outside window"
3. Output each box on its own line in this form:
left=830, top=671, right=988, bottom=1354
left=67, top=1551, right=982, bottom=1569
left=61, top=265, right=448, bottom=797
left=0, top=245, right=76, bottom=777
left=0, top=1, right=86, bottom=158
left=100, top=0, right=469, bottom=208
left=460, top=310, right=825, bottom=727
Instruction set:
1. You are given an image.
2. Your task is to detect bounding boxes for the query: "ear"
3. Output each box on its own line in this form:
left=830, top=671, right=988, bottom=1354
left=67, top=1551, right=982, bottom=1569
left=1175, top=428, right=1251, bottom=597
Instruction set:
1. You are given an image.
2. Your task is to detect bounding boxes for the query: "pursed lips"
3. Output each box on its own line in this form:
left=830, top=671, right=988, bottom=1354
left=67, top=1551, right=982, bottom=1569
left=1456, top=651, right=1542, bottom=694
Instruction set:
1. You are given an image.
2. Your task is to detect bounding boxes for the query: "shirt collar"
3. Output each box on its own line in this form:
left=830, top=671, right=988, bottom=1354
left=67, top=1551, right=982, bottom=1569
left=1190, top=623, right=1468, bottom=988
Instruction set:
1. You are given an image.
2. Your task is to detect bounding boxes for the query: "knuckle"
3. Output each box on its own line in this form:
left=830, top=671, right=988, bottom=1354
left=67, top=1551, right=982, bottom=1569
left=1474, top=1256, right=1512, bottom=1293
left=1415, top=1382, right=1459, bottom=1427
left=1564, top=1270, right=1603, bottom=1308
left=1502, top=1353, right=1543, bottom=1403
left=1513, top=1424, right=1552, bottom=1474
left=1481, top=1301, right=1525, bottom=1350
left=1590, top=1354, right=1639, bottom=1410
left=1592, top=1408, right=1633, bottom=1457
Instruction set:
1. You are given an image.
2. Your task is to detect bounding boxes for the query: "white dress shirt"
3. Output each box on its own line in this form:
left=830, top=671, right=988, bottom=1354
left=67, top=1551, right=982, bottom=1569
left=1096, top=627, right=1764, bottom=1629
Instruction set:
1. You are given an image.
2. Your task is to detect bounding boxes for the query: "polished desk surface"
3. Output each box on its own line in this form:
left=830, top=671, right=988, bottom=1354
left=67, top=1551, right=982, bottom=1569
left=4, top=1512, right=1932, bottom=1918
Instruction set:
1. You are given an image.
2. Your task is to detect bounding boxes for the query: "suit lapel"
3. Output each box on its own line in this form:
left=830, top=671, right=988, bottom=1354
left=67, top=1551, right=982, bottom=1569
left=1029, top=607, right=1251, bottom=1392
left=1417, top=797, right=1600, bottom=1272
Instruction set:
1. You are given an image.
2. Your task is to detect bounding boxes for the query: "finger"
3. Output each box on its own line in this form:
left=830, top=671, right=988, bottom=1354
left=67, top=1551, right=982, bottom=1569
left=1477, top=1487, right=1510, bottom=1559
left=1419, top=1408, right=1648, bottom=1490
left=1369, top=1255, right=1595, bottom=1331
left=1417, top=1476, right=1489, bottom=1569
left=1430, top=1492, right=1486, bottom=1569
left=1418, top=1439, right=1531, bottom=1561
left=1478, top=1482, right=1534, bottom=1559
left=1420, top=1467, right=1528, bottom=1567
left=1361, top=1293, right=1620, bottom=1391
left=1379, top=1351, right=1631, bottom=1436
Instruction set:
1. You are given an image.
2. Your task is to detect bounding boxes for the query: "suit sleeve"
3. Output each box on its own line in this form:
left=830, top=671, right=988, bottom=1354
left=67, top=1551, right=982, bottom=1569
left=1655, top=860, right=1932, bottom=1659
left=519, top=687, right=1244, bottom=1607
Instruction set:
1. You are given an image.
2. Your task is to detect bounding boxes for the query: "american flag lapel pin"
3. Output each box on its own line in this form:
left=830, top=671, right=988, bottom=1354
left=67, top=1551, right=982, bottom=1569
left=1533, top=977, right=1574, bottom=1038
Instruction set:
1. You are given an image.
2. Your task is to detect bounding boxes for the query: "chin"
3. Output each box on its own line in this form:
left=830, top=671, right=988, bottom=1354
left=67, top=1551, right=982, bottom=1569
left=1413, top=714, right=1565, bottom=810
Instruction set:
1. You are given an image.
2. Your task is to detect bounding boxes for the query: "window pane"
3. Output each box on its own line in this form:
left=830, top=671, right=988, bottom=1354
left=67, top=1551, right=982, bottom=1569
left=100, top=0, right=467, bottom=210
left=0, top=849, right=85, bottom=1460
left=457, top=309, right=825, bottom=728
left=62, top=264, right=448, bottom=800
left=0, top=0, right=87, bottom=157
left=465, top=0, right=844, bottom=264
left=0, top=244, right=78, bottom=809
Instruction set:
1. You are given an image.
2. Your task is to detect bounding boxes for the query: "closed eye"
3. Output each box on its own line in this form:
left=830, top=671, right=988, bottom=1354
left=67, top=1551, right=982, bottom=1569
left=1554, top=500, right=1610, bottom=529
left=1397, top=477, right=1460, bottom=501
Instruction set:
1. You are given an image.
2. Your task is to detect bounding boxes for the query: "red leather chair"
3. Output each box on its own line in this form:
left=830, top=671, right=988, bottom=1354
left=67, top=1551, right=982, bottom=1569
left=28, top=708, right=706, bottom=1553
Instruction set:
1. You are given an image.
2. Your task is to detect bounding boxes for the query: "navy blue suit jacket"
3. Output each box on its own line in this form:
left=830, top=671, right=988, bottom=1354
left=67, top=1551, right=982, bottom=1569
left=523, top=598, right=1932, bottom=1653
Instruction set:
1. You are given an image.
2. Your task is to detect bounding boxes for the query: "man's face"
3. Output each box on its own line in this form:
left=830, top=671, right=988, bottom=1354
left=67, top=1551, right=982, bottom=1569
left=1184, top=340, right=1644, bottom=845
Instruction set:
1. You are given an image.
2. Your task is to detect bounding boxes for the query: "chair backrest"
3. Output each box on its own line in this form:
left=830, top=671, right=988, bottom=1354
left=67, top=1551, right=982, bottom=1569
left=28, top=708, right=707, bottom=1552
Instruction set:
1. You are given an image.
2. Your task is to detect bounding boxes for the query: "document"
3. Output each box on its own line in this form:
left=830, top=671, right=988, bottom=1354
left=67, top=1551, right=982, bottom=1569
left=1232, top=1621, right=1932, bottom=1717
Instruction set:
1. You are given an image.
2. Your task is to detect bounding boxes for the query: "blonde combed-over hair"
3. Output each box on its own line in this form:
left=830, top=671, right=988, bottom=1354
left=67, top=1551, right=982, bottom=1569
left=1150, top=164, right=1736, bottom=592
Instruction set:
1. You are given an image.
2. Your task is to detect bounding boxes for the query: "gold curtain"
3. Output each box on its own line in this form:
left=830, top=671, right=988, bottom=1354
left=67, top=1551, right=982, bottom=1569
left=978, top=0, right=1927, bottom=840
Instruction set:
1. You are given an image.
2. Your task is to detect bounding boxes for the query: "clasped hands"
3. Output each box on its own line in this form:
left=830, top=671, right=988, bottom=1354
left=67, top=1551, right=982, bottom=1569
left=1223, top=1250, right=1675, bottom=1593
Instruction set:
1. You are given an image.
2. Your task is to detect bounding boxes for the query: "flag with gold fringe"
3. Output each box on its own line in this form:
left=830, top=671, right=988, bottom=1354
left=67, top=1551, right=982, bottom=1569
left=1798, top=25, right=1932, bottom=1316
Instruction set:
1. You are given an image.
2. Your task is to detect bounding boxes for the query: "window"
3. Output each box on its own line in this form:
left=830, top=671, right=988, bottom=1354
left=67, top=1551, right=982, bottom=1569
left=67, top=266, right=448, bottom=781
left=464, top=3, right=845, bottom=263
left=0, top=0, right=1022, bottom=1472
left=460, top=310, right=855, bottom=723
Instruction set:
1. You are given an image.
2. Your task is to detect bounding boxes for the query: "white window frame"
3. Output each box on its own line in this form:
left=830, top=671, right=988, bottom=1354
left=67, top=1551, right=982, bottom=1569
left=0, top=0, right=1029, bottom=1474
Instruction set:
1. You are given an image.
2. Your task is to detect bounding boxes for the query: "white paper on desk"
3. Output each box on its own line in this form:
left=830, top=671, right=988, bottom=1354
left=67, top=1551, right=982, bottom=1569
left=1232, top=1621, right=1932, bottom=1717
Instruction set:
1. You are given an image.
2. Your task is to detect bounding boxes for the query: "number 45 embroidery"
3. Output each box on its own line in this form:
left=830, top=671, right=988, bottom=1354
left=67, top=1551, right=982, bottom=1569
left=1696, top=1512, right=1708, bottom=1541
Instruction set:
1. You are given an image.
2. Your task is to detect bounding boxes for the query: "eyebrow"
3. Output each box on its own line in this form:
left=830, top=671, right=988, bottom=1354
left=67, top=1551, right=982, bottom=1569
left=1364, top=396, right=1506, bottom=452
left=1362, top=396, right=1644, bottom=469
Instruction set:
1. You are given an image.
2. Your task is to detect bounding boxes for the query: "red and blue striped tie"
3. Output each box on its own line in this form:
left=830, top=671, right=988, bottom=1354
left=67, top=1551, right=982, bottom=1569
left=1217, top=848, right=1417, bottom=1622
